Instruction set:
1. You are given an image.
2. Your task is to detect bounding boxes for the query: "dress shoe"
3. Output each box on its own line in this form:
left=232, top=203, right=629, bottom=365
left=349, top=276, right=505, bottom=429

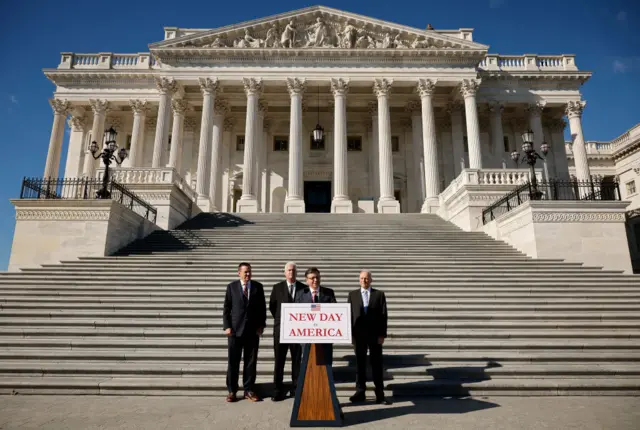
left=271, top=392, right=286, bottom=402
left=349, top=391, right=366, bottom=403
left=244, top=391, right=261, bottom=402
left=225, top=392, right=237, bottom=403
left=376, top=396, right=391, bottom=405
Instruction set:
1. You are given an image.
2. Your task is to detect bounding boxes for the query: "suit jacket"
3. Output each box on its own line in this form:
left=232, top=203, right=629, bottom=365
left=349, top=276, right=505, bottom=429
left=294, top=286, right=337, bottom=304
left=269, top=280, right=306, bottom=335
left=348, top=287, right=388, bottom=340
left=223, top=280, right=267, bottom=337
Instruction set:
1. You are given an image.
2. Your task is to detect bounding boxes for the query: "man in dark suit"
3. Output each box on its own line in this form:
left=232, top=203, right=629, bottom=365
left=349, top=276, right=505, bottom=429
left=223, top=262, right=266, bottom=403
left=347, top=270, right=390, bottom=405
left=269, top=262, right=305, bottom=401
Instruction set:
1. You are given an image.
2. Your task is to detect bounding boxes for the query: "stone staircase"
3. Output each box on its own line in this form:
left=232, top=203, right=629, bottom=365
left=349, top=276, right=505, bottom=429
left=1, top=212, right=640, bottom=396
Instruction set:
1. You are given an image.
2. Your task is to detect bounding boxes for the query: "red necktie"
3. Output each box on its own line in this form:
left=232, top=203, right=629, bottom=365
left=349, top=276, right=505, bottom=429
left=243, top=283, right=248, bottom=298
left=312, top=291, right=317, bottom=303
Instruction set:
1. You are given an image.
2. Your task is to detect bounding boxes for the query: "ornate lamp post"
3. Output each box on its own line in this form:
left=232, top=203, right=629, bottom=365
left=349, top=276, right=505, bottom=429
left=311, top=84, right=324, bottom=145
left=511, top=129, right=549, bottom=200
left=89, top=126, right=128, bottom=199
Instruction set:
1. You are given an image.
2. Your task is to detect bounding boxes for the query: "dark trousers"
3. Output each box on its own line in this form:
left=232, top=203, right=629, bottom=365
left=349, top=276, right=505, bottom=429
left=226, top=333, right=260, bottom=394
left=354, top=338, right=384, bottom=394
left=273, top=334, right=301, bottom=395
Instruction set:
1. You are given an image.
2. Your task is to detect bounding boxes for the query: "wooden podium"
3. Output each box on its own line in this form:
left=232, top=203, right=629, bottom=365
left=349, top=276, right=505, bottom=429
left=290, top=343, right=342, bottom=427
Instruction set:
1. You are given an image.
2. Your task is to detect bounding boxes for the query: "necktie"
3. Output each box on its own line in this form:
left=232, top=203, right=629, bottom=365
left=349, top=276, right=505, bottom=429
left=363, top=289, right=369, bottom=313
left=243, top=282, right=248, bottom=299
left=312, top=290, right=318, bottom=303
left=289, top=284, right=294, bottom=299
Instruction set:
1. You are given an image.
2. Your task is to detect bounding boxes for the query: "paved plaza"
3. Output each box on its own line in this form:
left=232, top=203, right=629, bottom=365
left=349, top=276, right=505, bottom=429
left=1, top=395, right=639, bottom=429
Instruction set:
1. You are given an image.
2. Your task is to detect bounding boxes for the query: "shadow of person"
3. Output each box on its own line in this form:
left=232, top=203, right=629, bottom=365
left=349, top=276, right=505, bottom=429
left=333, top=353, right=431, bottom=384
left=342, top=397, right=500, bottom=426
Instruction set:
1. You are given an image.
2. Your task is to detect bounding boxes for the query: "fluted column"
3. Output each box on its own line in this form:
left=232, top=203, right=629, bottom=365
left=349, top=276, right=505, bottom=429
left=221, top=118, right=234, bottom=212
left=152, top=77, right=179, bottom=168
left=448, top=102, right=466, bottom=176
left=489, top=101, right=505, bottom=166
left=63, top=112, right=87, bottom=178
left=167, top=99, right=188, bottom=172
left=44, top=99, right=72, bottom=179
left=83, top=99, right=110, bottom=178
left=417, top=79, right=440, bottom=213
left=238, top=78, right=262, bottom=213
left=460, top=79, right=482, bottom=169
left=196, top=77, right=219, bottom=209
left=330, top=78, right=352, bottom=213
left=566, top=101, right=590, bottom=182
left=208, top=98, right=228, bottom=212
left=405, top=101, right=424, bottom=212
left=128, top=100, right=149, bottom=167
left=373, top=79, right=400, bottom=213
left=261, top=118, right=271, bottom=213
left=254, top=100, right=267, bottom=212
left=284, top=78, right=306, bottom=213
left=546, top=117, right=568, bottom=180
left=367, top=102, right=380, bottom=200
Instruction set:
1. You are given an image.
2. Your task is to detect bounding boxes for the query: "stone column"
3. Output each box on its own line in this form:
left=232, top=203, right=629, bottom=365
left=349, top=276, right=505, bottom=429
left=417, top=79, right=440, bottom=213
left=527, top=101, right=547, bottom=179
left=83, top=99, right=110, bottom=178
left=510, top=117, right=526, bottom=162
left=330, top=78, right=353, bottom=213
left=221, top=118, right=234, bottom=212
left=367, top=102, right=380, bottom=201
left=182, top=117, right=197, bottom=180
left=545, top=117, right=568, bottom=180
left=373, top=79, right=400, bottom=213
left=208, top=98, right=228, bottom=212
left=128, top=100, right=149, bottom=167
left=168, top=99, right=189, bottom=172
left=254, top=101, right=267, bottom=212
left=284, top=78, right=306, bottom=213
left=566, top=101, right=591, bottom=183
left=448, top=102, right=466, bottom=177
left=63, top=112, right=87, bottom=178
left=44, top=99, right=72, bottom=178
left=196, top=77, right=219, bottom=210
left=151, top=77, right=179, bottom=168
left=261, top=118, right=271, bottom=213
left=489, top=101, right=505, bottom=166
left=405, top=101, right=424, bottom=212
left=460, top=79, right=482, bottom=169
left=237, top=78, right=262, bottom=213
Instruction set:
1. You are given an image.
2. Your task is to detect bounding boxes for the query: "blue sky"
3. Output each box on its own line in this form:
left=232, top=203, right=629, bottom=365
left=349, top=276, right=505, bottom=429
left=0, top=0, right=638, bottom=269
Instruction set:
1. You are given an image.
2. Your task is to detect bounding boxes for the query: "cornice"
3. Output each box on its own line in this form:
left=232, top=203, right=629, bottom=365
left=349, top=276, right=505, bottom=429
left=479, top=71, right=592, bottom=82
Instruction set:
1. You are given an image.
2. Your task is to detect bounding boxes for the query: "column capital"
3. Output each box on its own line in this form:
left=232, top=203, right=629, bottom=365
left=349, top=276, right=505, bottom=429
left=526, top=101, right=546, bottom=117
left=258, top=100, right=268, bottom=114
left=405, top=100, right=421, bottom=114
left=171, top=98, right=190, bottom=115
left=214, top=98, right=230, bottom=116
left=49, top=99, right=72, bottom=116
left=223, top=117, right=236, bottom=132
left=155, top=77, right=179, bottom=95
left=129, top=99, right=150, bottom=115
left=459, top=79, right=481, bottom=98
left=367, top=101, right=378, bottom=116
left=446, top=101, right=464, bottom=114
left=365, top=118, right=373, bottom=132
left=286, top=78, right=307, bottom=96
left=565, top=100, right=586, bottom=118
left=89, top=99, right=110, bottom=115
left=184, top=116, right=198, bottom=132
left=68, top=115, right=87, bottom=132
left=330, top=78, right=349, bottom=96
left=199, top=77, right=220, bottom=95
left=416, top=79, right=437, bottom=98
left=373, top=78, right=393, bottom=97
left=243, top=78, right=263, bottom=96
left=488, top=100, right=504, bottom=115
left=301, top=98, right=309, bottom=113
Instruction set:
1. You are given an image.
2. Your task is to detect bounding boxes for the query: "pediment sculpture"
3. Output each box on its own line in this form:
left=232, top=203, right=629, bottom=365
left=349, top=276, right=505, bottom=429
left=188, top=17, right=450, bottom=50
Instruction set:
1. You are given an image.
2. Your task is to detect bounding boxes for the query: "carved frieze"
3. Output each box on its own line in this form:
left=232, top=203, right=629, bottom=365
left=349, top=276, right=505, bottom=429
left=15, top=209, right=111, bottom=221
left=532, top=211, right=626, bottom=223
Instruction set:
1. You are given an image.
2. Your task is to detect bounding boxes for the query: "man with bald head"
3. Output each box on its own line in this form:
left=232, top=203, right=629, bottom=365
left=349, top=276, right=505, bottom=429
left=347, top=270, right=390, bottom=405
left=269, top=262, right=305, bottom=401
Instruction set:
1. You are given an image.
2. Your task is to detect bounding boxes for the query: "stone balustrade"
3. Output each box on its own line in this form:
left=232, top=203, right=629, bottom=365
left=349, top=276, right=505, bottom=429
left=95, top=167, right=197, bottom=202
left=565, top=124, right=640, bottom=158
left=439, top=168, right=542, bottom=204
left=58, top=53, right=156, bottom=70
left=565, top=141, right=614, bottom=156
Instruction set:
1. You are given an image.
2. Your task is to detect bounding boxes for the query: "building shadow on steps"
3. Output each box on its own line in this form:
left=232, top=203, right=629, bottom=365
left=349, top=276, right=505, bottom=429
left=332, top=354, right=432, bottom=384
left=114, top=229, right=217, bottom=255
left=341, top=397, right=500, bottom=426
left=177, top=213, right=255, bottom=230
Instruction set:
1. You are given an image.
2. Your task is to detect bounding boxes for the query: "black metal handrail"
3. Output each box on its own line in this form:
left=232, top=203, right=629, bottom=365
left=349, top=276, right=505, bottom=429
left=19, top=177, right=157, bottom=224
left=482, top=179, right=621, bottom=225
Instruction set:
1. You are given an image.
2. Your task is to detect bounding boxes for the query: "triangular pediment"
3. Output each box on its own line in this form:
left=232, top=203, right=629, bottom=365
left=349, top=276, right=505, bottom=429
left=150, top=5, right=488, bottom=52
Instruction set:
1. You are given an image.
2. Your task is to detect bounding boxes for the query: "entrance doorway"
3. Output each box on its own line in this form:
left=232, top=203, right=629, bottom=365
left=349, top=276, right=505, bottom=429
left=304, top=181, right=332, bottom=213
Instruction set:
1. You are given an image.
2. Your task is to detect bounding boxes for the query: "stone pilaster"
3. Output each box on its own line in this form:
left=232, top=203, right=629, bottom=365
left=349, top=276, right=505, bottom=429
left=284, top=78, right=306, bottom=213
left=367, top=102, right=380, bottom=200
left=208, top=98, right=228, bottom=212
left=152, top=77, right=179, bottom=168
left=405, top=101, right=424, bottom=212
left=128, top=100, right=149, bottom=167
left=237, top=77, right=262, bottom=213
left=63, top=111, right=87, bottom=179
left=460, top=79, right=482, bottom=169
left=489, top=101, right=505, bottom=164
left=565, top=101, right=590, bottom=183
left=44, top=99, right=72, bottom=179
left=168, top=98, right=188, bottom=172
left=417, top=79, right=440, bottom=213
left=196, top=77, right=219, bottom=209
left=83, top=99, right=110, bottom=178
left=448, top=101, right=466, bottom=176
left=373, top=78, right=400, bottom=213
left=330, top=78, right=352, bottom=213
left=221, top=118, right=235, bottom=212
left=527, top=101, right=547, bottom=179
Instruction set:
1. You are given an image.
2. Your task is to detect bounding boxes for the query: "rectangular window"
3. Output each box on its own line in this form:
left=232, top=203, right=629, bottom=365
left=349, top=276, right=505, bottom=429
left=626, top=180, right=637, bottom=196
left=463, top=136, right=469, bottom=153
left=273, top=136, right=288, bottom=151
left=236, top=135, right=245, bottom=151
left=391, top=136, right=400, bottom=152
left=347, top=136, right=362, bottom=152
left=310, top=135, right=325, bottom=150
left=503, top=135, right=510, bottom=152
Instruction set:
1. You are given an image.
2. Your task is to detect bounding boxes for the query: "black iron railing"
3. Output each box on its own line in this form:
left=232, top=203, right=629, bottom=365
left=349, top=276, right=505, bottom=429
left=19, top=177, right=157, bottom=223
left=482, top=180, right=621, bottom=225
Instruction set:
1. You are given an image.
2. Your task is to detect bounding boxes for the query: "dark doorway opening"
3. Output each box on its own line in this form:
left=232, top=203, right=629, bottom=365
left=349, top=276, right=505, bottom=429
left=304, top=181, right=332, bottom=213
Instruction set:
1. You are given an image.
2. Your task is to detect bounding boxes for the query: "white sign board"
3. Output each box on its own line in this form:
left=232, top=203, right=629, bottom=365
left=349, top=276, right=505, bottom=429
left=280, top=303, right=352, bottom=344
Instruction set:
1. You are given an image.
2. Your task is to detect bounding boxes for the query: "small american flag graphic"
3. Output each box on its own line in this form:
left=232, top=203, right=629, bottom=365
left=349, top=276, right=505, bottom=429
left=310, top=304, right=321, bottom=311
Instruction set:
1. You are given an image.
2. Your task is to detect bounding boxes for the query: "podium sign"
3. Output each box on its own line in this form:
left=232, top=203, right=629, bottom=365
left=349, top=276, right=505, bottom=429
left=280, top=303, right=352, bottom=344
left=283, top=303, right=350, bottom=427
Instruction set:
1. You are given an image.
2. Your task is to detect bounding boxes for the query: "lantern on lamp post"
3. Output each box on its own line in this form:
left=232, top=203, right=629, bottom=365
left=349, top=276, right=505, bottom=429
left=89, top=126, right=128, bottom=199
left=511, top=129, right=549, bottom=200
